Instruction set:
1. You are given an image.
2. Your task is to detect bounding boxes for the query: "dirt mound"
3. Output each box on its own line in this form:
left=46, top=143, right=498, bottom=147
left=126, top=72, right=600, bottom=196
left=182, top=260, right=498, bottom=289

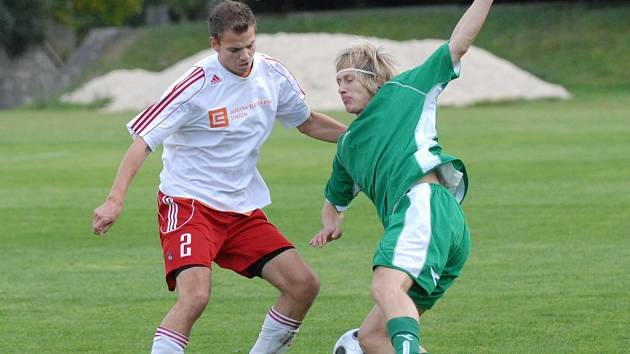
left=62, top=33, right=570, bottom=112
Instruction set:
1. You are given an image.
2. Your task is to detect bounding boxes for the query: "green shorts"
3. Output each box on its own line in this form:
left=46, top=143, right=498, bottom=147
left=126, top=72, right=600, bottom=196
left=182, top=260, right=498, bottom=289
left=373, top=183, right=471, bottom=310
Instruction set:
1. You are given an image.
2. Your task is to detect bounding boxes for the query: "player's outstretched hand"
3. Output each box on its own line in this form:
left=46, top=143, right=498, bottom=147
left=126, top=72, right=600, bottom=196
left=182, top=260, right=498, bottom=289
left=92, top=199, right=122, bottom=236
left=310, top=201, right=345, bottom=247
left=309, top=226, right=342, bottom=248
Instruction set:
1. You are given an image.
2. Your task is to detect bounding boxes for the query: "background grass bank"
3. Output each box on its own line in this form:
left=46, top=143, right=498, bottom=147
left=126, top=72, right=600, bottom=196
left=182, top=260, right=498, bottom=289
left=82, top=2, right=630, bottom=92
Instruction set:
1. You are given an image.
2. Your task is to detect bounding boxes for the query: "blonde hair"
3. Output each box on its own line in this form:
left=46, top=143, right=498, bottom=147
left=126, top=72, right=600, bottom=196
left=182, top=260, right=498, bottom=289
left=335, top=43, right=397, bottom=96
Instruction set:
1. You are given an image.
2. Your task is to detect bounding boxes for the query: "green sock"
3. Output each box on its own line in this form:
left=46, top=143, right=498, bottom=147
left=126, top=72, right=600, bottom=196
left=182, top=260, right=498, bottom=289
left=387, top=317, right=420, bottom=354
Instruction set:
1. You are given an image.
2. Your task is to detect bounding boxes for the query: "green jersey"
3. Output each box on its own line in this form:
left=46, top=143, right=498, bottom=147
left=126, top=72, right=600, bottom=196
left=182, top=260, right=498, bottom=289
left=325, top=42, right=468, bottom=226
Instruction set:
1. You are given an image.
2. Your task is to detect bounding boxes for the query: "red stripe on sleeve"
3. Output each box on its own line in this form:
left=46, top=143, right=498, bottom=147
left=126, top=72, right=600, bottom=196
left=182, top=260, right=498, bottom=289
left=134, top=70, right=205, bottom=134
left=131, top=67, right=203, bottom=133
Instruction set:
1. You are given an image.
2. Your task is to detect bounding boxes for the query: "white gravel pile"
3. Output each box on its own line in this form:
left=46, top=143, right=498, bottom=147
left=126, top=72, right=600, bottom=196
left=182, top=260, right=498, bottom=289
left=62, top=32, right=570, bottom=112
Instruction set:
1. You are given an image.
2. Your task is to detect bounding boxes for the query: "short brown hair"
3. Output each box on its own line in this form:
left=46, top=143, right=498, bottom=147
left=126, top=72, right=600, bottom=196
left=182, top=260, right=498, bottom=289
left=336, top=44, right=397, bottom=97
left=208, top=1, right=256, bottom=40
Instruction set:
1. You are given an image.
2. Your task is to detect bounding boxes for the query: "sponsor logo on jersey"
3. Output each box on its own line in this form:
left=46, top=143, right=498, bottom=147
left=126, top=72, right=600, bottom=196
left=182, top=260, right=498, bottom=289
left=208, top=107, right=229, bottom=128
left=167, top=250, right=173, bottom=262
left=210, top=73, right=222, bottom=85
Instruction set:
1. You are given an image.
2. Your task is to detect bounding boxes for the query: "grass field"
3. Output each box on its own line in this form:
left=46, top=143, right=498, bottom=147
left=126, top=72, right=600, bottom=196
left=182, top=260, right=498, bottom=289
left=4, top=1, right=630, bottom=352
left=1, top=89, right=629, bottom=353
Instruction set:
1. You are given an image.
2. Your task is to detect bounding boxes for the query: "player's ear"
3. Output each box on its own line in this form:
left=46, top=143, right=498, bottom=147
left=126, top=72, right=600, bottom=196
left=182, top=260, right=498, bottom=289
left=210, top=36, right=220, bottom=51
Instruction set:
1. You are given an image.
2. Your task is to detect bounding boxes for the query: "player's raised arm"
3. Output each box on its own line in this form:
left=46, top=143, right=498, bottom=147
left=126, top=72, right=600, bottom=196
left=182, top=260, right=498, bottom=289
left=449, top=0, right=494, bottom=66
left=92, top=137, right=152, bottom=235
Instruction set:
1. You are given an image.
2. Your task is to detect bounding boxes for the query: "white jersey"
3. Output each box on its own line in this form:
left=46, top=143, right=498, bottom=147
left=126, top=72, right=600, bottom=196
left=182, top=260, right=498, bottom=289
left=127, top=52, right=311, bottom=213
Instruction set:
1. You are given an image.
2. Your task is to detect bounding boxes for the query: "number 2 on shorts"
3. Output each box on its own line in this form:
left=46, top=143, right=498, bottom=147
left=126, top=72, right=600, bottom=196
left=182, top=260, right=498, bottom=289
left=180, top=233, right=192, bottom=257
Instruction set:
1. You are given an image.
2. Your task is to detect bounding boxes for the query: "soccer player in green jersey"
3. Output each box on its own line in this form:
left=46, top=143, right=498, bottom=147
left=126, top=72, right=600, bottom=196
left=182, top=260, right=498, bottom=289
left=309, top=1, right=493, bottom=353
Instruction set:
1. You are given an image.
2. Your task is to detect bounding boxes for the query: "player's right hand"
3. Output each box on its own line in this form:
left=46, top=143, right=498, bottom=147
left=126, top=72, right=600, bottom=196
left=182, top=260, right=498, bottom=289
left=309, top=226, right=342, bottom=248
left=92, top=199, right=122, bottom=236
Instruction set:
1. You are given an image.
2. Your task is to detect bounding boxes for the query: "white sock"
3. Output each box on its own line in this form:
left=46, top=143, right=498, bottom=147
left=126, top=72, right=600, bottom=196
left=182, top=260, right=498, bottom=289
left=249, top=307, right=302, bottom=354
left=151, top=326, right=189, bottom=354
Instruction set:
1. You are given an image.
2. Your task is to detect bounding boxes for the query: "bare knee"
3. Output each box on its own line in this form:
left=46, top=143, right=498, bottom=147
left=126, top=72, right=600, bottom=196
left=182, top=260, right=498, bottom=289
left=177, top=287, right=210, bottom=316
left=276, top=266, right=320, bottom=304
left=289, top=268, right=320, bottom=302
left=370, top=268, right=412, bottom=307
left=371, top=282, right=404, bottom=306
left=263, top=250, right=320, bottom=303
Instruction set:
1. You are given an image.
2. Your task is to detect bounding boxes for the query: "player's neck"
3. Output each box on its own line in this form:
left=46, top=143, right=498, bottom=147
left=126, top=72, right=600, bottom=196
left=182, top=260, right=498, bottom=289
left=239, top=63, right=253, bottom=78
left=218, top=59, right=254, bottom=78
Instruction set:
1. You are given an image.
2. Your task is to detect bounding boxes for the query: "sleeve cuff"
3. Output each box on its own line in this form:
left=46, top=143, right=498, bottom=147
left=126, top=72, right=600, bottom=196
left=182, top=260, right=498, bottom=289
left=326, top=199, right=349, bottom=213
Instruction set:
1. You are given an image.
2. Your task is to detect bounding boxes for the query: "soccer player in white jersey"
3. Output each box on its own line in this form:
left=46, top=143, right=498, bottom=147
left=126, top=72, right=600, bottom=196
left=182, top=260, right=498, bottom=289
left=309, top=1, right=493, bottom=353
left=91, top=1, right=346, bottom=353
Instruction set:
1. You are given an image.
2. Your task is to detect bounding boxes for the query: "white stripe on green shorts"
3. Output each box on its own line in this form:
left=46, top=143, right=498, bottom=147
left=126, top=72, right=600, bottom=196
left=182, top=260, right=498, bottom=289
left=403, top=339, right=410, bottom=354
left=392, top=183, right=431, bottom=277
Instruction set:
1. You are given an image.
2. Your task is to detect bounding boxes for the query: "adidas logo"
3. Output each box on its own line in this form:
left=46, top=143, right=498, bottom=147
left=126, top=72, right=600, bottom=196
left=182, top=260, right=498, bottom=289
left=396, top=334, right=415, bottom=341
left=430, top=266, right=440, bottom=286
left=210, top=74, right=222, bottom=85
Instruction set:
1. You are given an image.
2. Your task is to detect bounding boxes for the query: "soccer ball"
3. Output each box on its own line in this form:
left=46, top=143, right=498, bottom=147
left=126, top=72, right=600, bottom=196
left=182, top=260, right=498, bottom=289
left=332, top=328, right=364, bottom=354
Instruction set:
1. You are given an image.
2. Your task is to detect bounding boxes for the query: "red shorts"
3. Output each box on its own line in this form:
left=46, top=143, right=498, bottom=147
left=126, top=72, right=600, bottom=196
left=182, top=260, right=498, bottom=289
left=157, top=191, right=293, bottom=291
